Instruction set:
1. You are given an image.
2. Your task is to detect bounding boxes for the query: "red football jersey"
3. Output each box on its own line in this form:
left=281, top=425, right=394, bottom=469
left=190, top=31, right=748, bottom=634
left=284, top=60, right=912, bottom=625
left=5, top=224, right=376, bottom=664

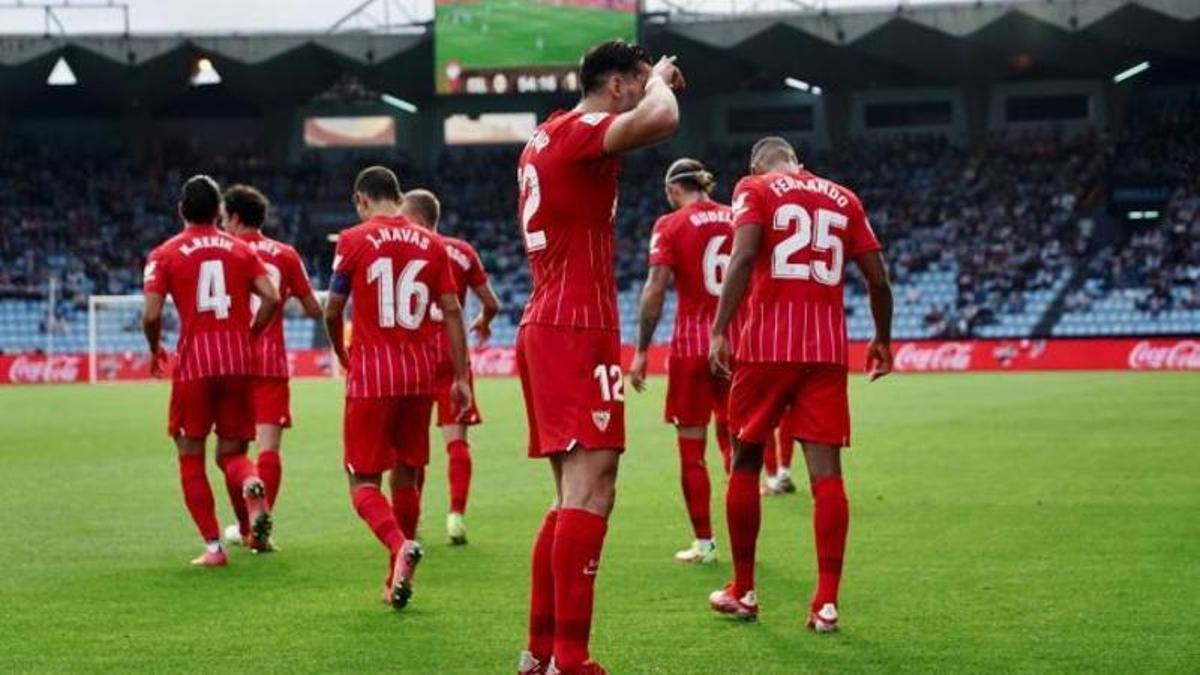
left=143, top=224, right=268, bottom=382
left=433, top=235, right=488, bottom=365
left=648, top=200, right=734, bottom=359
left=731, top=168, right=881, bottom=366
left=238, top=230, right=314, bottom=379
left=332, top=214, right=457, bottom=398
left=517, top=109, right=620, bottom=330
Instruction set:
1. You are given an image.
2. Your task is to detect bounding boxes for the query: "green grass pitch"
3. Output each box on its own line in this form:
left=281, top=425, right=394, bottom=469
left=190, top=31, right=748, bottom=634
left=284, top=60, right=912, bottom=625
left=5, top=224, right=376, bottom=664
left=1, top=373, right=1198, bottom=672
left=435, top=0, right=637, bottom=72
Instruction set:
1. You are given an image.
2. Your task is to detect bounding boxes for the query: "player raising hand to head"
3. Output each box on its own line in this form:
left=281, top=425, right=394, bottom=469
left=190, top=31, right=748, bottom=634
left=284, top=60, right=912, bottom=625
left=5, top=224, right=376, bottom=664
left=515, top=40, right=684, bottom=675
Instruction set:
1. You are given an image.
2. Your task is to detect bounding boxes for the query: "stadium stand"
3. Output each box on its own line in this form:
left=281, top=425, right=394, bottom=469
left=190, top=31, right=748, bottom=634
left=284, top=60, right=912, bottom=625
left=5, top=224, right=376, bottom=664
left=2, top=101, right=1197, bottom=353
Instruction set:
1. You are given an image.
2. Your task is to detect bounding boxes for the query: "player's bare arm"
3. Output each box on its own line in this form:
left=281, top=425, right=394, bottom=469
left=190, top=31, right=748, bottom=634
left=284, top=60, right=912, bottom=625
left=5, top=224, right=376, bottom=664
left=249, top=273, right=282, bottom=336
left=468, top=281, right=501, bottom=344
left=709, top=224, right=761, bottom=378
left=856, top=251, right=894, bottom=381
left=601, top=57, right=683, bottom=156
left=323, top=291, right=350, bottom=370
left=297, top=291, right=323, bottom=319
left=141, top=292, right=168, bottom=378
left=438, top=292, right=474, bottom=417
left=631, top=264, right=672, bottom=392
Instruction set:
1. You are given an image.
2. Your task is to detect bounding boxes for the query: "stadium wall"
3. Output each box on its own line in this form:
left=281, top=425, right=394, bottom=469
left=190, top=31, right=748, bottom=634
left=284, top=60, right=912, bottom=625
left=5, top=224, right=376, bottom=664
left=5, top=338, right=1198, bottom=385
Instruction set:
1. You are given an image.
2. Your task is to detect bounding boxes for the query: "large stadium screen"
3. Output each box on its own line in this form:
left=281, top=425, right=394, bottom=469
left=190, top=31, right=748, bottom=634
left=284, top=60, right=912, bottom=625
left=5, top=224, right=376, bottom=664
left=435, top=0, right=638, bottom=96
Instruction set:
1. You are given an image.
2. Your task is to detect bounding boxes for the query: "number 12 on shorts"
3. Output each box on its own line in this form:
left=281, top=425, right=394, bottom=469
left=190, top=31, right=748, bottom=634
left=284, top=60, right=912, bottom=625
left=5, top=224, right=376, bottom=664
left=593, top=364, right=624, bottom=402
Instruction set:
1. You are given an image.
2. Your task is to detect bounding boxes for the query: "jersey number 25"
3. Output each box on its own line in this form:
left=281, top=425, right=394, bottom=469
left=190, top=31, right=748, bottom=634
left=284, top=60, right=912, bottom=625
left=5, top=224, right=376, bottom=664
left=771, top=205, right=847, bottom=286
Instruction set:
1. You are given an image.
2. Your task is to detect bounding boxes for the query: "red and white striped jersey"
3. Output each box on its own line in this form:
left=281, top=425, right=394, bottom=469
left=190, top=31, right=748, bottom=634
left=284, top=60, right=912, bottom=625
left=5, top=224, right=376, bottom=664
left=143, top=224, right=268, bottom=382
left=332, top=214, right=457, bottom=398
left=731, top=168, right=881, bottom=366
left=517, top=109, right=621, bottom=331
left=433, top=235, right=488, bottom=366
left=238, top=231, right=314, bottom=379
left=648, top=200, right=734, bottom=359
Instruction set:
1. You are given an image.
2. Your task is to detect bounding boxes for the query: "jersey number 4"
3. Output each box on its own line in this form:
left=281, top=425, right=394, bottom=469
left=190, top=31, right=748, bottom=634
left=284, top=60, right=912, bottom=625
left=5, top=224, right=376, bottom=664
left=197, top=260, right=232, bottom=319
left=771, top=205, right=847, bottom=286
left=367, top=258, right=431, bottom=329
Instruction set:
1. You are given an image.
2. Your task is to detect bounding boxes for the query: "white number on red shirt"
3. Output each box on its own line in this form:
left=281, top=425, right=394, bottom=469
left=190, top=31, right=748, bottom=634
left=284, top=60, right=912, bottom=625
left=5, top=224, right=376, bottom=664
left=592, top=363, right=625, bottom=402
left=702, top=234, right=730, bottom=297
left=367, top=258, right=431, bottom=329
left=519, top=164, right=546, bottom=252
left=249, top=262, right=281, bottom=316
left=771, top=205, right=847, bottom=286
left=197, top=260, right=232, bottom=319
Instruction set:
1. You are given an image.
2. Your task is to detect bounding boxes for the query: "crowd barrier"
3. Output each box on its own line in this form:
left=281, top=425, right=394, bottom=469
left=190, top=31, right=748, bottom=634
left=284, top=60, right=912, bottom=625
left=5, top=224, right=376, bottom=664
left=2, top=338, right=1198, bottom=385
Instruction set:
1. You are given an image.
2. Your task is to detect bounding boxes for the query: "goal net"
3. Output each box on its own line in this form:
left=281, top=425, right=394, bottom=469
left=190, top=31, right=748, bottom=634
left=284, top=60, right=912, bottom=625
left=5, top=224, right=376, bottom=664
left=87, top=292, right=334, bottom=384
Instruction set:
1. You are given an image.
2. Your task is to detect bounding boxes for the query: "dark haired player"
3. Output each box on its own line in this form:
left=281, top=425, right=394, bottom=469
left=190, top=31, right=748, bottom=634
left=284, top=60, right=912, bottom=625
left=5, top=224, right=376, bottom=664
left=220, top=184, right=322, bottom=550
left=629, top=158, right=734, bottom=566
left=400, top=189, right=501, bottom=546
left=324, top=166, right=472, bottom=610
left=142, top=175, right=281, bottom=566
left=707, top=137, right=893, bottom=630
left=515, top=40, right=684, bottom=675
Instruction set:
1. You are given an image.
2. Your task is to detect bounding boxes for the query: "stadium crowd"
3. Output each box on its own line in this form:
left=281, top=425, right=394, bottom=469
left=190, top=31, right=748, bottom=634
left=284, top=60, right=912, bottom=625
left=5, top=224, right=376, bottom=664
left=1, top=100, right=1196, bottom=342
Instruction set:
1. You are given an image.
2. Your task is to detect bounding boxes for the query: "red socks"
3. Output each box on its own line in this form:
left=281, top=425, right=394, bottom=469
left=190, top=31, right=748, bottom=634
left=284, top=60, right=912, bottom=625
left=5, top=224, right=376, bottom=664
left=763, top=432, right=778, bottom=477
left=678, top=436, right=712, bottom=540
left=552, top=508, right=608, bottom=671
left=779, top=432, right=795, bottom=470
left=527, top=509, right=558, bottom=662
left=391, top=484, right=421, bottom=541
left=714, top=422, right=733, bottom=475
left=216, top=452, right=259, bottom=491
left=811, top=477, right=849, bottom=609
left=351, top=484, right=404, bottom=554
left=447, top=440, right=472, bottom=514
left=177, top=454, right=219, bottom=542
left=221, top=468, right=250, bottom=537
left=257, top=449, right=282, bottom=508
left=726, top=467, right=762, bottom=595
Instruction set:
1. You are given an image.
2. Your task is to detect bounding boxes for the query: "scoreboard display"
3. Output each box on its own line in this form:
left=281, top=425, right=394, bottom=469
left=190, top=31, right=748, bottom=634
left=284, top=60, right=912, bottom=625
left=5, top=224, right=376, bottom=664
left=436, top=0, right=638, bottom=95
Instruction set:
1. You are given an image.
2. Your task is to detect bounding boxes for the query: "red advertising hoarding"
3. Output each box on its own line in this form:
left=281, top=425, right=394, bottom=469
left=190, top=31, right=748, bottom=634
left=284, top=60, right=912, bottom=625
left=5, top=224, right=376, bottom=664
left=2, top=338, right=1198, bottom=385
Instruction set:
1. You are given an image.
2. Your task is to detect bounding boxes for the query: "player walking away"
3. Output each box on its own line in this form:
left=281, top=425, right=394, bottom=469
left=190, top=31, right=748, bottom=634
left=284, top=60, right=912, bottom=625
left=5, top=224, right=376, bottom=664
left=400, top=189, right=501, bottom=546
left=323, top=167, right=472, bottom=610
left=762, top=423, right=798, bottom=496
left=219, top=184, right=322, bottom=550
left=515, top=40, right=684, bottom=675
left=706, top=137, right=893, bottom=629
left=628, top=158, right=733, bottom=566
left=141, top=175, right=282, bottom=566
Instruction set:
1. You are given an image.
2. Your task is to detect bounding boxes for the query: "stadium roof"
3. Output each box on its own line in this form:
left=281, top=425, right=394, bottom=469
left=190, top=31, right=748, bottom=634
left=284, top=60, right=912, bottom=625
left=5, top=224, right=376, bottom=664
left=0, top=0, right=1196, bottom=116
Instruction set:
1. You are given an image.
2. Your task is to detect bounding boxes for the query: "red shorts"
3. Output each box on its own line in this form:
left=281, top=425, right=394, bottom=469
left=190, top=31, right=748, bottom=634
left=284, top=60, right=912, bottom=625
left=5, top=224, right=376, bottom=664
left=729, top=362, right=850, bottom=447
left=665, top=356, right=730, bottom=427
left=517, top=324, right=625, bottom=458
left=434, top=362, right=481, bottom=427
left=343, top=396, right=434, bottom=475
left=168, top=376, right=255, bottom=440
left=253, top=377, right=292, bottom=428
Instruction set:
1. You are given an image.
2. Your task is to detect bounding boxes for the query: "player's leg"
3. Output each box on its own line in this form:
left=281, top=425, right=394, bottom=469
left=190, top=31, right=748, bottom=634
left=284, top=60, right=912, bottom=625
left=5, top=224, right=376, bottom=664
left=174, top=435, right=225, bottom=567
left=389, top=461, right=421, bottom=541
left=666, top=357, right=718, bottom=563
left=790, top=364, right=852, bottom=632
left=762, top=428, right=781, bottom=495
left=168, top=377, right=224, bottom=566
left=552, top=447, right=619, bottom=672
left=344, top=397, right=409, bottom=607
left=778, top=418, right=797, bottom=493
left=712, top=374, right=733, bottom=476
left=711, top=363, right=797, bottom=619
left=213, top=376, right=271, bottom=550
left=523, top=457, right=563, bottom=672
left=440, top=422, right=471, bottom=545
left=253, top=377, right=290, bottom=509
left=674, top=424, right=717, bottom=564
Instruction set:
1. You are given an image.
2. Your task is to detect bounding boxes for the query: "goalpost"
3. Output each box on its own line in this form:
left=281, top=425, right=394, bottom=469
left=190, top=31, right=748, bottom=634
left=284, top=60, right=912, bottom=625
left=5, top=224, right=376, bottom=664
left=87, top=292, right=334, bottom=384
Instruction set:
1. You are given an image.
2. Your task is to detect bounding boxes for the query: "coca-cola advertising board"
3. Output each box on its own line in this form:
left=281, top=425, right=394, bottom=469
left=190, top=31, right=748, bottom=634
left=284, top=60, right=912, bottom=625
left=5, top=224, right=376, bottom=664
left=1, top=338, right=1197, bottom=385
